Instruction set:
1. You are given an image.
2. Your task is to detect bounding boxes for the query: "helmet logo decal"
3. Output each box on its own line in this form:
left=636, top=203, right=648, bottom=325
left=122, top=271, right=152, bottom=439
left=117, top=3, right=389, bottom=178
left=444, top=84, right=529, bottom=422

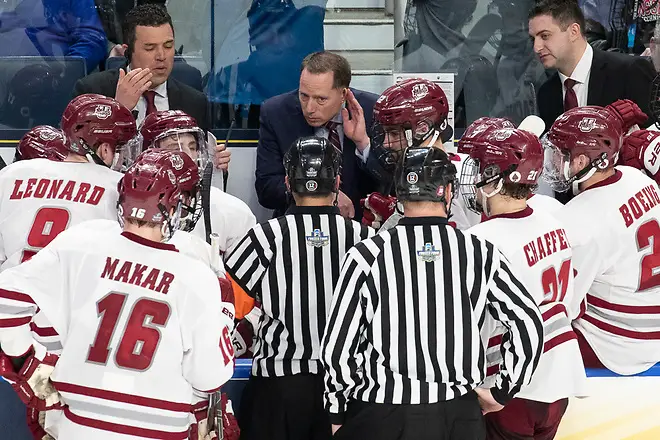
left=436, top=185, right=445, bottom=197
left=167, top=169, right=176, bottom=185
left=93, top=105, right=112, bottom=120
left=39, top=131, right=58, bottom=141
left=493, top=129, right=514, bottom=141
left=169, top=154, right=184, bottom=170
left=407, top=172, right=419, bottom=184
left=306, top=180, right=318, bottom=191
left=509, top=171, right=522, bottom=183
left=305, top=166, right=318, bottom=178
left=412, top=83, right=429, bottom=101
left=578, top=117, right=597, bottom=133
left=376, top=94, right=387, bottom=104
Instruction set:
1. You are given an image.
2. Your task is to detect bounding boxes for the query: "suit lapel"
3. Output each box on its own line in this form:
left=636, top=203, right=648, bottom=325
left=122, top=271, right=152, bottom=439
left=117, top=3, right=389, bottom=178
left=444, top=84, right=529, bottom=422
left=587, top=49, right=607, bottom=105
left=166, top=80, right=180, bottom=110
left=547, top=73, right=563, bottom=119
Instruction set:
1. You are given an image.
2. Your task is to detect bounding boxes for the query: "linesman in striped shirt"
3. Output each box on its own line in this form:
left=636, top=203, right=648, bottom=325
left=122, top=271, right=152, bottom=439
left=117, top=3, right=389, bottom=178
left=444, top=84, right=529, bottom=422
left=321, top=146, right=543, bottom=440
left=225, top=136, right=374, bottom=440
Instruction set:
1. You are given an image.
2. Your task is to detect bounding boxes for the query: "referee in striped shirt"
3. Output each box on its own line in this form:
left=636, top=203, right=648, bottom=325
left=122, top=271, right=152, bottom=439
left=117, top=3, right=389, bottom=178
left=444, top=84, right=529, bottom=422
left=321, top=146, right=543, bottom=440
left=225, top=136, right=374, bottom=440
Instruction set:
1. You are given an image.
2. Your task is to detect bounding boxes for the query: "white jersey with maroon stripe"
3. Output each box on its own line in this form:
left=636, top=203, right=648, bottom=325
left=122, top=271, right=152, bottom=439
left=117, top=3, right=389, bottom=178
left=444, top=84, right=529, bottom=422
left=561, top=166, right=660, bottom=375
left=467, top=206, right=586, bottom=403
left=0, top=221, right=235, bottom=440
left=29, top=219, right=226, bottom=356
left=0, top=159, right=121, bottom=271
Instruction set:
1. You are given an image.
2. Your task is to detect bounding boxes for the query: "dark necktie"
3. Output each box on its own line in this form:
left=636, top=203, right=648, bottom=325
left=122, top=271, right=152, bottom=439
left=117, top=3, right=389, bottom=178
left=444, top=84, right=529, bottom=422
left=143, top=90, right=157, bottom=117
left=564, top=78, right=578, bottom=111
left=324, top=121, right=342, bottom=152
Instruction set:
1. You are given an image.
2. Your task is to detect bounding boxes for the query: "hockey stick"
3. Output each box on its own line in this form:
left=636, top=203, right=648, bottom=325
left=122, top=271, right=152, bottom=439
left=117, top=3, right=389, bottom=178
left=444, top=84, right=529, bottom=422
left=208, top=231, right=225, bottom=439
left=517, top=115, right=545, bottom=138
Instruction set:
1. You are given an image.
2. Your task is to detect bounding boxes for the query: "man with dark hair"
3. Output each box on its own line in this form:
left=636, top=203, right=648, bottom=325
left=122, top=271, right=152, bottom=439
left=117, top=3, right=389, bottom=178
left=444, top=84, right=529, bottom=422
left=255, top=51, right=380, bottom=220
left=531, top=0, right=655, bottom=132
left=73, top=4, right=209, bottom=129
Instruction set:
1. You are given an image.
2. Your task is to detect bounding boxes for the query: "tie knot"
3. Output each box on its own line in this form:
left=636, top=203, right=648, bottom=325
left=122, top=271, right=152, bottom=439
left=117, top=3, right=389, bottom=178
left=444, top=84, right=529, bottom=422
left=324, top=120, right=339, bottom=130
left=143, top=90, right=156, bottom=101
left=564, top=78, right=577, bottom=90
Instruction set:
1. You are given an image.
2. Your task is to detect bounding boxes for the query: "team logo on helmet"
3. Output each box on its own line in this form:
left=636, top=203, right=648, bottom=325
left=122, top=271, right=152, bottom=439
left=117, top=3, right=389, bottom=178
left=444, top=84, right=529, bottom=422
left=509, top=171, right=522, bottom=183
left=306, top=180, right=318, bottom=192
left=411, top=83, right=429, bottom=101
left=493, top=129, right=514, bottom=142
left=578, top=117, right=597, bottom=133
left=407, top=172, right=419, bottom=184
left=167, top=169, right=176, bottom=185
left=305, top=166, right=318, bottom=178
left=306, top=229, right=330, bottom=247
left=417, top=242, right=441, bottom=262
left=92, top=105, right=112, bottom=120
left=39, top=130, right=58, bottom=141
left=169, top=154, right=185, bottom=171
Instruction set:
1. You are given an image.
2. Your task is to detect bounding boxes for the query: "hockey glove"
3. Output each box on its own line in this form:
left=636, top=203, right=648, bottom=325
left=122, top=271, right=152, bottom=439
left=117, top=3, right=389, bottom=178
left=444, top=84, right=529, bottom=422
left=10, top=345, right=61, bottom=411
left=360, top=192, right=397, bottom=229
left=606, top=99, right=648, bottom=132
left=622, top=129, right=660, bottom=184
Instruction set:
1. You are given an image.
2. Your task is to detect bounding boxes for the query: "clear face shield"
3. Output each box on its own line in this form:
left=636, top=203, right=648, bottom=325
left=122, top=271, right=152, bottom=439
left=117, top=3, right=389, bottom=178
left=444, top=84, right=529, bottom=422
left=152, top=128, right=210, bottom=171
left=541, top=134, right=574, bottom=193
left=112, top=135, right=143, bottom=172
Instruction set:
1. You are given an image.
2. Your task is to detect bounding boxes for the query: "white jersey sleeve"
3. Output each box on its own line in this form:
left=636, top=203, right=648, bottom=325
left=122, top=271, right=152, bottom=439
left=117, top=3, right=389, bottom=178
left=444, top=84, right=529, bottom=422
left=193, top=186, right=256, bottom=255
left=467, top=206, right=586, bottom=403
left=561, top=167, right=660, bottom=375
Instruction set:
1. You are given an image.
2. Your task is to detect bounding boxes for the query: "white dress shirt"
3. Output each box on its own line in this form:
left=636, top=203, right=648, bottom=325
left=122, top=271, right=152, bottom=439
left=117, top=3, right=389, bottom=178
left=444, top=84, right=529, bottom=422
left=314, top=113, right=370, bottom=163
left=558, top=44, right=593, bottom=108
left=127, top=65, right=169, bottom=126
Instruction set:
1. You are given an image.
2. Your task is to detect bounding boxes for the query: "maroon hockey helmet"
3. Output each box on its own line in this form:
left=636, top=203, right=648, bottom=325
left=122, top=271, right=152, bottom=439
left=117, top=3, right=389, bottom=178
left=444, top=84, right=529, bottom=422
left=373, top=78, right=451, bottom=150
left=138, top=110, right=210, bottom=171
left=16, top=125, right=68, bottom=161
left=60, top=94, right=138, bottom=170
left=542, top=106, right=624, bottom=192
left=117, top=149, right=202, bottom=239
left=457, top=117, right=515, bottom=154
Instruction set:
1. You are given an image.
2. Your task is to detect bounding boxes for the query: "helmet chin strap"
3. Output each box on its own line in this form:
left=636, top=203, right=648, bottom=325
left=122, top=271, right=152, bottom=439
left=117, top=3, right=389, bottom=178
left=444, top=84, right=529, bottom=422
left=406, top=128, right=440, bottom=149
left=565, top=154, right=607, bottom=195
left=479, top=179, right=504, bottom=217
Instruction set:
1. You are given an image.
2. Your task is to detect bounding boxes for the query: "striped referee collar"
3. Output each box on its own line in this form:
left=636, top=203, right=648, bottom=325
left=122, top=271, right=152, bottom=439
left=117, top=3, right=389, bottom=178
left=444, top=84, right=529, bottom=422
left=398, top=216, right=449, bottom=225
left=286, top=205, right=341, bottom=215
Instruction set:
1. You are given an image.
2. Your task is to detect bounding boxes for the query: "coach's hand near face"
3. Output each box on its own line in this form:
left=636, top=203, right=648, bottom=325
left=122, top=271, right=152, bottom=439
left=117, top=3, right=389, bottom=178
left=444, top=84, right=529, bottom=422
left=255, top=51, right=380, bottom=220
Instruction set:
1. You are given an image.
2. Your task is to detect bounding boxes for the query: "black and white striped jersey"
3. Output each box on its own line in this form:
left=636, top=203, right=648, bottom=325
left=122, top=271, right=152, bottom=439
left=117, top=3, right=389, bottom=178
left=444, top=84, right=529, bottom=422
left=321, top=216, right=543, bottom=424
left=225, top=205, right=374, bottom=377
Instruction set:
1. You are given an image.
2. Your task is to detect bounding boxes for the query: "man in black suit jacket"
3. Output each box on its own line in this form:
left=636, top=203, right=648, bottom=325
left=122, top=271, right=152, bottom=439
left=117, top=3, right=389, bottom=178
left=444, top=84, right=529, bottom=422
left=73, top=4, right=209, bottom=130
left=256, top=51, right=380, bottom=219
left=531, top=0, right=656, bottom=131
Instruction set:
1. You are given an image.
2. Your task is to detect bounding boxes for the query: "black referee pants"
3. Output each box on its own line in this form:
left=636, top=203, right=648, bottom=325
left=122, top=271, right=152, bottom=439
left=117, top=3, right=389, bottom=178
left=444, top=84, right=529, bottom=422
left=334, top=391, right=486, bottom=440
left=238, top=373, right=331, bottom=440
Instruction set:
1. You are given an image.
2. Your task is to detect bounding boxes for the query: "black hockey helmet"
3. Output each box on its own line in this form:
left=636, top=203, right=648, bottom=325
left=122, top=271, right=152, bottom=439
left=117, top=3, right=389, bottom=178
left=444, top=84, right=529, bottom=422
left=395, top=146, right=457, bottom=208
left=284, top=136, right=341, bottom=195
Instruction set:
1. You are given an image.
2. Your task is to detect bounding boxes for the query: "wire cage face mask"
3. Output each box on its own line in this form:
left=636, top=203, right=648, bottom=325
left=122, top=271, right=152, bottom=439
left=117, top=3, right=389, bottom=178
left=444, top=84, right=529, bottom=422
left=541, top=134, right=573, bottom=193
left=460, top=156, right=482, bottom=213
left=154, top=128, right=210, bottom=171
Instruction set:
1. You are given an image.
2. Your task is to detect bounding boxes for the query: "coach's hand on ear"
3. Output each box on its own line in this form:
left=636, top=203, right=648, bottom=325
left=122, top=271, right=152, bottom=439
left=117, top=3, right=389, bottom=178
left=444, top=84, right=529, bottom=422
left=342, top=89, right=370, bottom=152
left=115, top=68, right=153, bottom=111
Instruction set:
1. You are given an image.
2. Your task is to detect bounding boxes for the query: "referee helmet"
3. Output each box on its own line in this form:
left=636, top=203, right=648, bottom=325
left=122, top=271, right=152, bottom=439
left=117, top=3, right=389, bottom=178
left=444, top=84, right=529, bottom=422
left=396, top=146, right=457, bottom=211
left=284, top=136, right=341, bottom=195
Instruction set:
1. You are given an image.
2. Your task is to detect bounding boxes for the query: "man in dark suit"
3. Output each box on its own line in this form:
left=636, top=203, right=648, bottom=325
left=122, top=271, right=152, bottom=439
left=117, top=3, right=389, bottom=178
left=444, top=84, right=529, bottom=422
left=530, top=0, right=656, bottom=131
left=256, top=51, right=380, bottom=219
left=73, top=4, right=209, bottom=130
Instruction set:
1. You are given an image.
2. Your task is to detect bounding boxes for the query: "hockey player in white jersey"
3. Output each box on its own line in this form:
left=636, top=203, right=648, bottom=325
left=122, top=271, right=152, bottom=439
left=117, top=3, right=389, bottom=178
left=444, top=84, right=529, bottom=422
left=138, top=110, right=256, bottom=254
left=0, top=94, right=137, bottom=271
left=543, top=105, right=660, bottom=375
left=0, top=150, right=235, bottom=440
left=462, top=127, right=585, bottom=439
